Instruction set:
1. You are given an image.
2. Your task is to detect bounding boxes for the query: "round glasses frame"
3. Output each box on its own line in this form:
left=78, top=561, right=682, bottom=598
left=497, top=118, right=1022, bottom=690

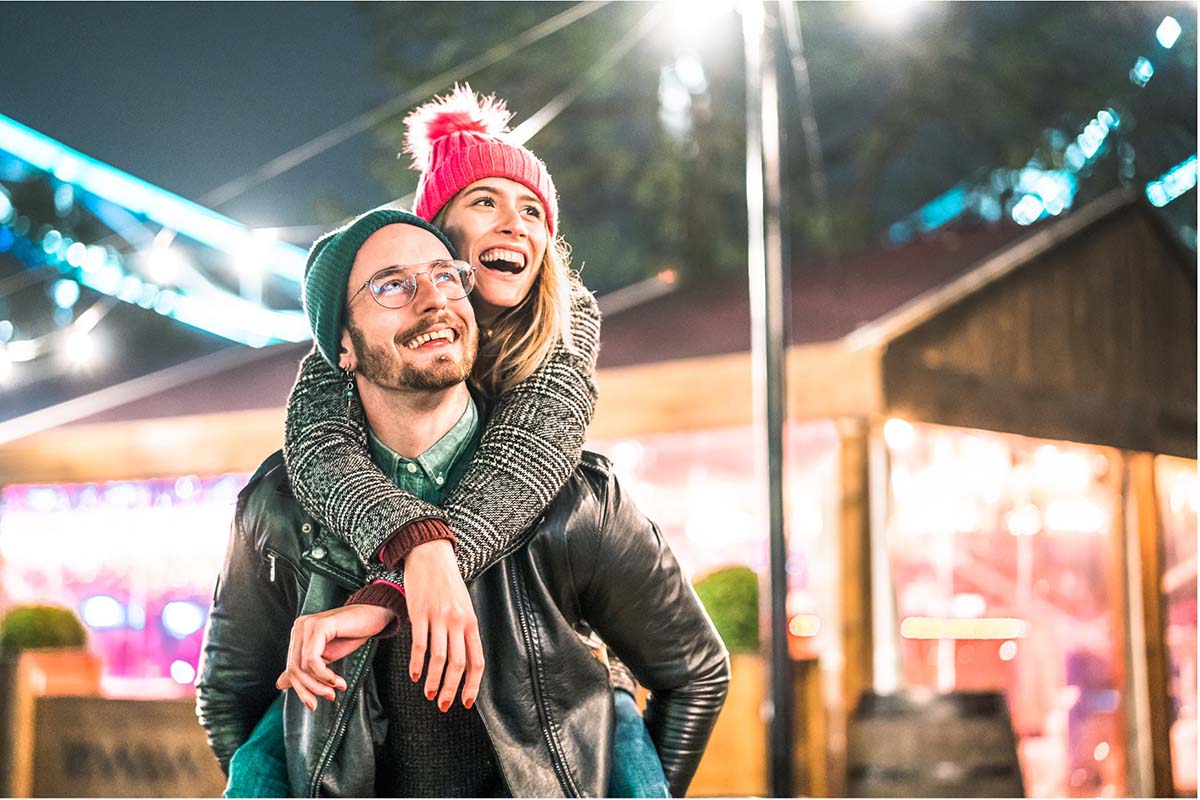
left=347, top=260, right=476, bottom=309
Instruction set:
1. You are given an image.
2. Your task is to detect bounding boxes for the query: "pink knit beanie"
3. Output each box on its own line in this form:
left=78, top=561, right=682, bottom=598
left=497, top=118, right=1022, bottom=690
left=404, top=84, right=558, bottom=237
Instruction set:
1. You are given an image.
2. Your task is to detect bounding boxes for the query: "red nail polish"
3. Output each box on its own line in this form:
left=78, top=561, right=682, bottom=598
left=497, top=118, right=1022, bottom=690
left=426, top=690, right=436, bottom=700
left=440, top=701, right=450, bottom=712
left=464, top=698, right=474, bottom=709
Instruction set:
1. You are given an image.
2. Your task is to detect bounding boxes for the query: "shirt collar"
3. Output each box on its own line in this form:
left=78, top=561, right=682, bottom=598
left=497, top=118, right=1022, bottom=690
left=367, top=396, right=479, bottom=489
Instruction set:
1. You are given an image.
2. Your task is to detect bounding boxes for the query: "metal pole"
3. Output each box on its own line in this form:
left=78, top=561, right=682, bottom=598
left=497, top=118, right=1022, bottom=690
left=778, top=0, right=836, bottom=262
left=743, top=2, right=793, bottom=796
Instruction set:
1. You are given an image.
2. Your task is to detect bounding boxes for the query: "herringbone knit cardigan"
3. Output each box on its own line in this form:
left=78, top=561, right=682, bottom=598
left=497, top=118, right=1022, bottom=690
left=282, top=288, right=601, bottom=590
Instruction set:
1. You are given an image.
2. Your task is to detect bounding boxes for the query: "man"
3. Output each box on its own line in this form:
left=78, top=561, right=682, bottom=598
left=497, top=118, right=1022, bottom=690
left=196, top=209, right=730, bottom=797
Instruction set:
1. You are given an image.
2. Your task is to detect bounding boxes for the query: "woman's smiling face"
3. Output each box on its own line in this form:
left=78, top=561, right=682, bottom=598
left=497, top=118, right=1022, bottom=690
left=439, top=177, right=548, bottom=324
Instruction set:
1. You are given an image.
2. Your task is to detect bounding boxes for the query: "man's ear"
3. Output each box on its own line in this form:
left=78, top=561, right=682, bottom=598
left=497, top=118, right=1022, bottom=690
left=338, top=328, right=356, bottom=372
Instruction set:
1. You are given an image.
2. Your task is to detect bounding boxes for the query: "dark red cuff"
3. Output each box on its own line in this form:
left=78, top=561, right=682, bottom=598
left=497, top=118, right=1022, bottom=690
left=346, top=580, right=408, bottom=638
left=377, top=518, right=456, bottom=570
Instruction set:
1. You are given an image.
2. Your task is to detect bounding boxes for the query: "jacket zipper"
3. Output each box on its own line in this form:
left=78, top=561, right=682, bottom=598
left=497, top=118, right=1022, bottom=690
left=264, top=548, right=301, bottom=583
left=309, top=637, right=377, bottom=797
left=507, top=564, right=577, bottom=796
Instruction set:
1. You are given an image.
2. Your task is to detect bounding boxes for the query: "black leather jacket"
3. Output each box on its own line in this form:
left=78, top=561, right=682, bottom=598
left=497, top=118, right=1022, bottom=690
left=196, top=450, right=730, bottom=797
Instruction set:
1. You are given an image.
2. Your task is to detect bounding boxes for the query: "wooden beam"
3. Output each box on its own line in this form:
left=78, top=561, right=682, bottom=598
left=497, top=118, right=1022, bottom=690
left=591, top=352, right=754, bottom=440
left=835, top=417, right=873, bottom=797
left=591, top=345, right=882, bottom=441
left=0, top=408, right=285, bottom=486
left=1127, top=452, right=1175, bottom=797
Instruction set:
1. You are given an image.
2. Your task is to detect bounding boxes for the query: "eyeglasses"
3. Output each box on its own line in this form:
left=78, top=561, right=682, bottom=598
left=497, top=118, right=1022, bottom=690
left=348, top=260, right=476, bottom=309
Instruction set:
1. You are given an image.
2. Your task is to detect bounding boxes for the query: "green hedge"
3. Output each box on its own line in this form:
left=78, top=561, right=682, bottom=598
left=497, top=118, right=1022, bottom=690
left=694, top=566, right=759, bottom=654
left=0, top=604, right=87, bottom=654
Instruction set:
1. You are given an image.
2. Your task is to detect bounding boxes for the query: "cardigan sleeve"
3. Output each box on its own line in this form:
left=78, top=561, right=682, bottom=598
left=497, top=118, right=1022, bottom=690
left=440, top=286, right=601, bottom=580
left=283, top=349, right=447, bottom=567
left=283, top=287, right=601, bottom=585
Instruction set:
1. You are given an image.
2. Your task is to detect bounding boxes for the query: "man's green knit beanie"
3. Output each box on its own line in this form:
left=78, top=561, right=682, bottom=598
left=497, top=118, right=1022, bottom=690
left=302, top=208, right=457, bottom=368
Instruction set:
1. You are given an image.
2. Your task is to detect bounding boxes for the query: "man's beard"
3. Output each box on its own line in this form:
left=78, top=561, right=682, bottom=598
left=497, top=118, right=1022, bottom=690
left=347, top=318, right=477, bottom=392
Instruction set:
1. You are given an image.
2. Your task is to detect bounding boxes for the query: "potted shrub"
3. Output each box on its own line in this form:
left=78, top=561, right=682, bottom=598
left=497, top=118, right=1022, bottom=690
left=688, top=566, right=767, bottom=796
left=0, top=604, right=100, bottom=696
left=0, top=605, right=101, bottom=795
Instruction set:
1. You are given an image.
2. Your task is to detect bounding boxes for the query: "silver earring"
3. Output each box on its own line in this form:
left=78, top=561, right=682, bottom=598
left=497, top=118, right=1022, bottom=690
left=343, top=368, right=355, bottom=411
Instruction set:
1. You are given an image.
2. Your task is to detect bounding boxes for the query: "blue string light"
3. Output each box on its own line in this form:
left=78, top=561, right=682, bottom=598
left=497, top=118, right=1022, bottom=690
left=0, top=200, right=310, bottom=348
left=1156, top=16, right=1181, bottom=49
left=1145, top=155, right=1197, bottom=207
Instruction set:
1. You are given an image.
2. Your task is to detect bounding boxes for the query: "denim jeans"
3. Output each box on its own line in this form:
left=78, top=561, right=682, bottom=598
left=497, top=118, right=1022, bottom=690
left=608, top=688, right=670, bottom=798
left=225, top=688, right=669, bottom=798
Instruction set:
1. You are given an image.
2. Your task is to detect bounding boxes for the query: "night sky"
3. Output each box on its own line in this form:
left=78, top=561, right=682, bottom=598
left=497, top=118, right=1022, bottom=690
left=1, top=2, right=392, bottom=231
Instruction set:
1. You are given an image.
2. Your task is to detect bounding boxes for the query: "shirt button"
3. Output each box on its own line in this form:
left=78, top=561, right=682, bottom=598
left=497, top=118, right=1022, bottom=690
left=311, top=546, right=327, bottom=560
left=406, top=463, right=418, bottom=474
left=435, top=476, right=444, bottom=485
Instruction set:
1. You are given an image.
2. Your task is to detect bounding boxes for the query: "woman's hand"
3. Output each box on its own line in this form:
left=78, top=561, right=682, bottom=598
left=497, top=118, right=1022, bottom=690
left=403, top=539, right=485, bottom=711
left=275, top=604, right=395, bottom=710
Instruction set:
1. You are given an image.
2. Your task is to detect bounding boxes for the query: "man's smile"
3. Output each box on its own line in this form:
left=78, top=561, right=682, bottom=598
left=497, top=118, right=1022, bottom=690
left=403, top=327, right=459, bottom=349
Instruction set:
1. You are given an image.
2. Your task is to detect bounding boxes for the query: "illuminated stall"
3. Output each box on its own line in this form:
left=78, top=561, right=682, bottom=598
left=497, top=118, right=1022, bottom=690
left=0, top=191, right=1194, bottom=797
left=586, top=190, right=1195, bottom=798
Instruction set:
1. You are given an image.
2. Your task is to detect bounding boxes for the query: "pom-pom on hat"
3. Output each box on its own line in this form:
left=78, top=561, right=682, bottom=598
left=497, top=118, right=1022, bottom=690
left=302, top=208, right=457, bottom=368
left=404, top=84, right=559, bottom=237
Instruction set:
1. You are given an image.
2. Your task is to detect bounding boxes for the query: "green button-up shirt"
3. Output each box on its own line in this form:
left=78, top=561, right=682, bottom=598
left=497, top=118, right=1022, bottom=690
left=366, top=396, right=481, bottom=504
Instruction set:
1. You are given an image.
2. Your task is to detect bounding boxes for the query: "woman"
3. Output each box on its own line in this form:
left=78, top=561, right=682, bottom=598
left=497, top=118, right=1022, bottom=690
left=227, top=86, right=667, bottom=798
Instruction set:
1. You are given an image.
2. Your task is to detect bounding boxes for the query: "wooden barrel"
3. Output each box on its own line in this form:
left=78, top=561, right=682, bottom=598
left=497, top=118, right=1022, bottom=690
left=847, top=691, right=1025, bottom=798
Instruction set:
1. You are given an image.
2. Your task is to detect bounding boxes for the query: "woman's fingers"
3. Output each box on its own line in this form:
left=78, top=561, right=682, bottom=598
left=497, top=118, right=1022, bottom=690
left=437, top=628, right=468, bottom=712
left=461, top=620, right=485, bottom=710
left=410, top=613, right=429, bottom=682
left=423, top=621, right=449, bottom=702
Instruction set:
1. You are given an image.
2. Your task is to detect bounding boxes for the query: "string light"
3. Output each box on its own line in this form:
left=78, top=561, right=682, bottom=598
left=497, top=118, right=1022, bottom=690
left=1145, top=154, right=1197, bottom=207
left=1156, top=16, right=1182, bottom=49
left=0, top=197, right=310, bottom=348
left=1129, top=56, right=1154, bottom=87
left=0, top=113, right=306, bottom=284
left=0, top=111, right=314, bottom=364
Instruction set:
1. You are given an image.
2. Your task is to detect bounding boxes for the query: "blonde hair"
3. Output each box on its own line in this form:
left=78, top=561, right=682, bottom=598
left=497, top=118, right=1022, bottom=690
left=432, top=205, right=577, bottom=400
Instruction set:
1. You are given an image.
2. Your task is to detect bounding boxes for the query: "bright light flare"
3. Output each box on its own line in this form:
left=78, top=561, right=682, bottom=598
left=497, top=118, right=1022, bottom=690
left=900, top=616, right=1029, bottom=640
left=861, top=0, right=921, bottom=28
left=81, top=595, right=126, bottom=629
left=52, top=279, right=80, bottom=309
left=147, top=245, right=187, bottom=285
left=162, top=600, right=206, bottom=638
left=65, top=328, right=98, bottom=367
left=788, top=614, right=822, bottom=637
left=884, top=418, right=917, bottom=451
left=1157, top=16, right=1182, bottom=49
left=170, top=659, right=197, bottom=685
left=1130, top=56, right=1155, bottom=87
left=666, top=0, right=739, bottom=47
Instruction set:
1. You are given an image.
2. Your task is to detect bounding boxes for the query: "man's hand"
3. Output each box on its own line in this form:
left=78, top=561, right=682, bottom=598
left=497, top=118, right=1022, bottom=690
left=276, top=604, right=395, bottom=710
left=404, top=539, right=485, bottom=711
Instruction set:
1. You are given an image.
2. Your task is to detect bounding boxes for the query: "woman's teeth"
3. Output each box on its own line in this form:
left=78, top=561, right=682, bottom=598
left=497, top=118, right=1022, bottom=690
left=406, top=329, right=457, bottom=349
left=480, top=248, right=526, bottom=272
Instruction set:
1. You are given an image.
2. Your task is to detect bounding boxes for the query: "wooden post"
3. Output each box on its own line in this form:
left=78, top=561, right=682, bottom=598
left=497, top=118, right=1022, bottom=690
left=792, top=657, right=828, bottom=797
left=836, top=416, right=873, bottom=797
left=1127, top=452, right=1175, bottom=797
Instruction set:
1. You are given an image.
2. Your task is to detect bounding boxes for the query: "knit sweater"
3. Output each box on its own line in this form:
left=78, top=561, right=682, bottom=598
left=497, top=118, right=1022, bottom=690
left=283, top=288, right=601, bottom=589
left=375, top=634, right=509, bottom=797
